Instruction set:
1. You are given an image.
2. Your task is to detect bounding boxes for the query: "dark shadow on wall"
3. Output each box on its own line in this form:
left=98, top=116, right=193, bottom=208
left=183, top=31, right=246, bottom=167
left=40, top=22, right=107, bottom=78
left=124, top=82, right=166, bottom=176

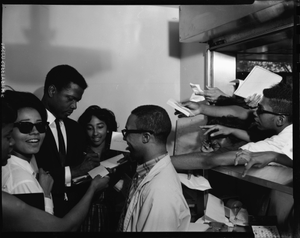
left=4, top=5, right=112, bottom=86
left=168, top=21, right=181, bottom=59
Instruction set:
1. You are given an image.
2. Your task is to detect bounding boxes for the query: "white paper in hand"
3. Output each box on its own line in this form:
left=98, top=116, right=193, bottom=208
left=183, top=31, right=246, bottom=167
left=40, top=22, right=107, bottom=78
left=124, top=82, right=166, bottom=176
left=101, top=154, right=124, bottom=169
left=110, top=132, right=129, bottom=152
left=167, top=99, right=194, bottom=117
left=190, top=83, right=205, bottom=102
left=178, top=173, right=211, bottom=191
left=88, top=164, right=109, bottom=178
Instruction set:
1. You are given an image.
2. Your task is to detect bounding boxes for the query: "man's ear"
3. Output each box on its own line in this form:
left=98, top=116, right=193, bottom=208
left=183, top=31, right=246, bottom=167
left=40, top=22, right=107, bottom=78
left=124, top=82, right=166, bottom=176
left=276, top=115, right=285, bottom=126
left=142, top=133, right=151, bottom=144
left=48, top=85, right=56, bottom=98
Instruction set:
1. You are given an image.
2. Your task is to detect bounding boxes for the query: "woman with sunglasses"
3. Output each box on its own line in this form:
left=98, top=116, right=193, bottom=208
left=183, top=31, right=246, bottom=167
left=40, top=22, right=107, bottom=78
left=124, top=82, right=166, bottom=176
left=78, top=105, right=135, bottom=231
left=2, top=90, right=54, bottom=214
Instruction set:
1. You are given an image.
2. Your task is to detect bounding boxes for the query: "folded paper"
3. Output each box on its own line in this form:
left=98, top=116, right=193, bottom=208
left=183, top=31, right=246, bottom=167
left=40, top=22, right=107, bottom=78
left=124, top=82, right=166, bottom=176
left=178, top=173, right=211, bottom=191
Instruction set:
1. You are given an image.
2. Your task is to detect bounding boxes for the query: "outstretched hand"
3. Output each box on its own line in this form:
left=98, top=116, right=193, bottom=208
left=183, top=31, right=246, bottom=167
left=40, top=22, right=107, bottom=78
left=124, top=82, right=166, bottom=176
left=234, top=150, right=276, bottom=177
left=244, top=93, right=262, bottom=108
left=90, top=175, right=110, bottom=194
left=72, top=153, right=101, bottom=178
left=174, top=100, right=209, bottom=118
left=200, top=124, right=233, bottom=137
left=199, top=87, right=228, bottom=103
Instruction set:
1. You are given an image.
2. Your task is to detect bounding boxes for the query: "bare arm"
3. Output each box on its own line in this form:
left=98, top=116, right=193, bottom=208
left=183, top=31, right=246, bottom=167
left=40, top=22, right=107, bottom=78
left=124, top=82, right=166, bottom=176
left=171, top=151, right=237, bottom=171
left=181, top=101, right=250, bottom=120
left=2, top=175, right=109, bottom=232
left=235, top=150, right=293, bottom=177
left=201, top=125, right=251, bottom=142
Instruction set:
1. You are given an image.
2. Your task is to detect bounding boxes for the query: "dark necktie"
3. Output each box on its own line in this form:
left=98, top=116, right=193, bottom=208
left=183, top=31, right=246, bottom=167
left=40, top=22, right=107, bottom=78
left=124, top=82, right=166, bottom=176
left=55, top=119, right=66, bottom=166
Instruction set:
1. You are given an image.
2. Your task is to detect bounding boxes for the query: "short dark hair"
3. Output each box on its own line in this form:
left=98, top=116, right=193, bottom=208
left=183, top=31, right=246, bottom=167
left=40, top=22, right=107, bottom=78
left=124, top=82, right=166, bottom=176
left=78, top=105, right=117, bottom=147
left=131, top=105, right=171, bottom=143
left=44, top=65, right=88, bottom=94
left=4, top=90, right=47, bottom=123
left=2, top=99, right=17, bottom=127
left=263, top=81, right=293, bottom=122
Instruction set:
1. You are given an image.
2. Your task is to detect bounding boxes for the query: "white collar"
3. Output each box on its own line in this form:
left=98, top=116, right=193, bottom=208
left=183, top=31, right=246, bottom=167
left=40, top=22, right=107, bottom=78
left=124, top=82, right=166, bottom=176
left=46, top=109, right=56, bottom=125
left=8, top=155, right=38, bottom=176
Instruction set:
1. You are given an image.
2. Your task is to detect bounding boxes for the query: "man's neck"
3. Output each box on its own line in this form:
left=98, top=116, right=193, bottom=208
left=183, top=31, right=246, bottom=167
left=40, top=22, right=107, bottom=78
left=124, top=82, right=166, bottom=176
left=275, top=123, right=292, bottom=134
left=140, top=147, right=168, bottom=165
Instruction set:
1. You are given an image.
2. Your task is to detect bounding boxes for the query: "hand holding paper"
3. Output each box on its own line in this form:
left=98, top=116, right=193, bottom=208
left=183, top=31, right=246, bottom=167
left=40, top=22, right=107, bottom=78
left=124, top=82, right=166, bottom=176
left=167, top=99, right=195, bottom=117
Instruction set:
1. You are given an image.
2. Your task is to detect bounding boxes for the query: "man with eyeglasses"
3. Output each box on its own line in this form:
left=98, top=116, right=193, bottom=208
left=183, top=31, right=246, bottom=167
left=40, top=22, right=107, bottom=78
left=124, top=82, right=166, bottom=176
left=118, top=105, right=190, bottom=231
left=171, top=80, right=293, bottom=175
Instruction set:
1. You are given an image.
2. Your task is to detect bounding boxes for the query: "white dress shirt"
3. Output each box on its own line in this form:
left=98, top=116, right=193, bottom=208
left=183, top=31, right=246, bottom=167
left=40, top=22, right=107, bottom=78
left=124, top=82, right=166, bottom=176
left=2, top=155, right=54, bottom=214
left=241, top=124, right=293, bottom=159
left=46, top=110, right=71, bottom=186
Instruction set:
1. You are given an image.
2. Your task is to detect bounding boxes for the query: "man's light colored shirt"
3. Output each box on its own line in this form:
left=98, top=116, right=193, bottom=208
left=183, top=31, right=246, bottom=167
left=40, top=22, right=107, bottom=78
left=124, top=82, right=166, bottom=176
left=241, top=124, right=293, bottom=159
left=2, top=155, right=54, bottom=214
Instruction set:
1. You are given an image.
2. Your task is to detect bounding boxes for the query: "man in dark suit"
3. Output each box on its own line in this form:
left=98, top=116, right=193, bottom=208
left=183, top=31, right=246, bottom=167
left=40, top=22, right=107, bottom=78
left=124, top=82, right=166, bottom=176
left=36, top=65, right=100, bottom=217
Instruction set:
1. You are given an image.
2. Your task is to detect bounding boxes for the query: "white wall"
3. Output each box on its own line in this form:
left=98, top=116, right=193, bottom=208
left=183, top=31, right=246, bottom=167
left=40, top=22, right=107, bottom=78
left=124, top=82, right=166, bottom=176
left=2, top=5, right=183, bottom=154
left=180, top=42, right=207, bottom=101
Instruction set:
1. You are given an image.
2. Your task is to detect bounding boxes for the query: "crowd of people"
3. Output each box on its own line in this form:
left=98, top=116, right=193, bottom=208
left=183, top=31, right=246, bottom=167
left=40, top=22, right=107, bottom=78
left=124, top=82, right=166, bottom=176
left=1, top=64, right=293, bottom=233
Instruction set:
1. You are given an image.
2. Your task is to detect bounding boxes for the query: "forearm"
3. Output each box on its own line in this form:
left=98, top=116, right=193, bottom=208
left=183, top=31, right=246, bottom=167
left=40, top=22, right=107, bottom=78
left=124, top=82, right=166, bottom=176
left=231, top=129, right=251, bottom=142
left=62, top=184, right=96, bottom=231
left=171, top=152, right=213, bottom=171
left=272, top=152, right=293, bottom=167
left=199, top=104, right=249, bottom=120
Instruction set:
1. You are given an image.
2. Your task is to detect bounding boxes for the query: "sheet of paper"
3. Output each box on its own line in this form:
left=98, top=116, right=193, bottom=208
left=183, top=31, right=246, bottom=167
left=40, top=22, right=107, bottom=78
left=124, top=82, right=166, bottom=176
left=205, top=193, right=226, bottom=224
left=234, top=66, right=282, bottom=98
left=189, top=83, right=205, bottom=102
left=178, top=173, right=211, bottom=191
left=101, top=154, right=124, bottom=169
left=167, top=98, right=194, bottom=117
left=110, top=132, right=129, bottom=152
left=188, top=222, right=210, bottom=231
left=88, top=164, right=109, bottom=178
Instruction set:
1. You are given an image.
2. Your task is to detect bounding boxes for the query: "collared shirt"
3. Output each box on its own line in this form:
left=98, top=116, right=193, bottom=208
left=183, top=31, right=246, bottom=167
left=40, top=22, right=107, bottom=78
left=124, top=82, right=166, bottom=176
left=2, top=155, right=54, bottom=214
left=118, top=153, right=168, bottom=230
left=128, top=153, right=168, bottom=204
left=240, top=124, right=293, bottom=159
left=46, top=109, right=71, bottom=186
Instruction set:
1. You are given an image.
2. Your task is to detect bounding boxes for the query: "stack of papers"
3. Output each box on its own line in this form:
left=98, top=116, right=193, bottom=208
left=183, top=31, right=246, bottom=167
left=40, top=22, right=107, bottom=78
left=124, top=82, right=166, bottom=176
left=234, top=66, right=282, bottom=99
left=167, top=98, right=195, bottom=117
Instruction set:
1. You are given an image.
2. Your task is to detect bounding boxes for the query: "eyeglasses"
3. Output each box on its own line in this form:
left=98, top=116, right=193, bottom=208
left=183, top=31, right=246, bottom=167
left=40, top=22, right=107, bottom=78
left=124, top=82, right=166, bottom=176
left=121, top=129, right=154, bottom=138
left=14, top=122, right=47, bottom=134
left=256, top=104, right=289, bottom=116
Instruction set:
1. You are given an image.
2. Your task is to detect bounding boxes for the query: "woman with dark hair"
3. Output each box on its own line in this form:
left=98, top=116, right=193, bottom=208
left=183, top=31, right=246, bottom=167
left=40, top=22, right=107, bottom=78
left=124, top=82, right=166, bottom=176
left=78, top=105, right=117, bottom=157
left=2, top=90, right=54, bottom=214
left=78, top=105, right=135, bottom=231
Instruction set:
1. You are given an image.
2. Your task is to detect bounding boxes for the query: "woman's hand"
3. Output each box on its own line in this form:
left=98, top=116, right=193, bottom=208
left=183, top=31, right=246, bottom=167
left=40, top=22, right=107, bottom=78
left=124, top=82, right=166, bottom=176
left=38, top=168, right=54, bottom=198
left=90, top=175, right=110, bottom=194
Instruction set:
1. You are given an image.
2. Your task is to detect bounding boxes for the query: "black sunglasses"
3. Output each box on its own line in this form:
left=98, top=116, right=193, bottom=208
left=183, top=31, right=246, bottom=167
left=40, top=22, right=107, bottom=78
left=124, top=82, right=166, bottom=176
left=121, top=129, right=154, bottom=138
left=14, top=121, right=47, bottom=134
left=256, top=104, right=289, bottom=116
